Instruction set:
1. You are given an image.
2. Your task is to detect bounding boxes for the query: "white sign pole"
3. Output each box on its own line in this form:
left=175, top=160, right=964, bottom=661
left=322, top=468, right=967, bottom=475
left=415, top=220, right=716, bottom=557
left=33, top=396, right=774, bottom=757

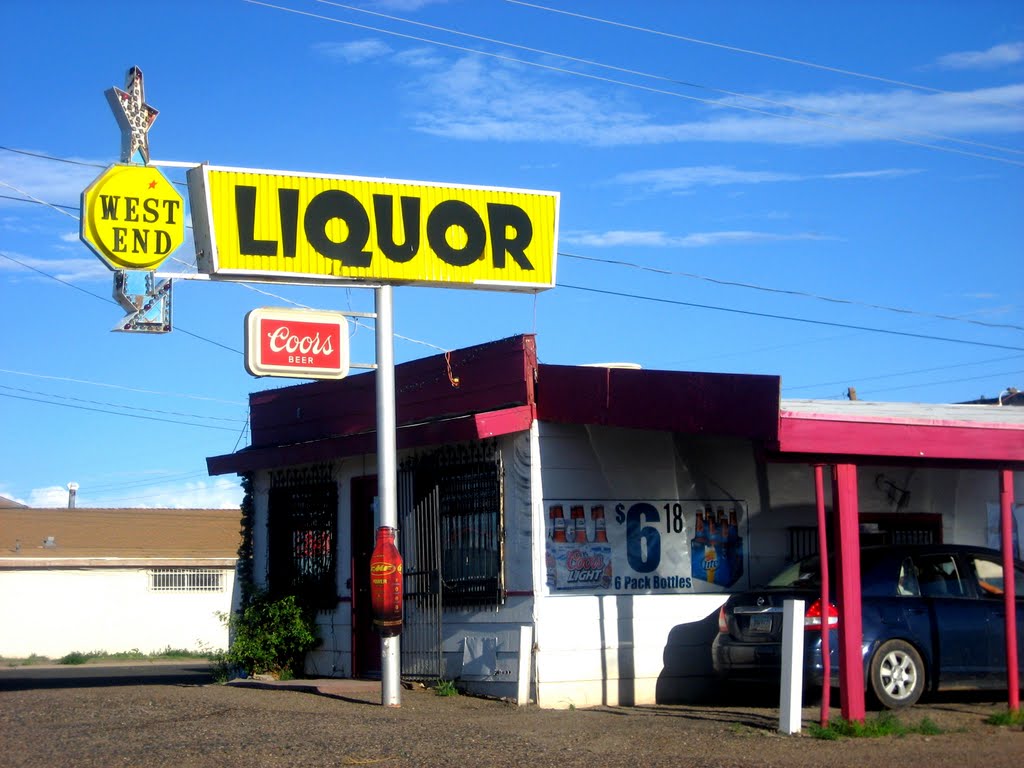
left=778, top=599, right=805, bottom=734
left=375, top=285, right=401, bottom=707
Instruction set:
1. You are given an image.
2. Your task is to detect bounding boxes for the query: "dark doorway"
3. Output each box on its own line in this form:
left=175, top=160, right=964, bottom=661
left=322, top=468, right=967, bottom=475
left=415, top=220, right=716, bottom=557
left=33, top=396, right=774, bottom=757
left=351, top=475, right=379, bottom=678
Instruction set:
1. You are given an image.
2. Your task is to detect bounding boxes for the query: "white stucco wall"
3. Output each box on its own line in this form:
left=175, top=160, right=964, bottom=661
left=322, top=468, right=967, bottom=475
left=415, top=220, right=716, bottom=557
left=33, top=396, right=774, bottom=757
left=533, top=422, right=755, bottom=708
left=530, top=422, right=1023, bottom=708
left=0, top=566, right=237, bottom=658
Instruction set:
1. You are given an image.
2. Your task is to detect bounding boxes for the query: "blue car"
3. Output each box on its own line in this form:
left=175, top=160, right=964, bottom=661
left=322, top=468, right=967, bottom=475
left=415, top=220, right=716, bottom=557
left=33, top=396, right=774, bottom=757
left=712, top=544, right=1024, bottom=708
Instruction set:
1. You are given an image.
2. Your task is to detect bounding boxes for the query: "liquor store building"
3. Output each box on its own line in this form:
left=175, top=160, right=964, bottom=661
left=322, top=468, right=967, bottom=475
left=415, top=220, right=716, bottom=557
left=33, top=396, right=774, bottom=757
left=208, top=334, right=1024, bottom=716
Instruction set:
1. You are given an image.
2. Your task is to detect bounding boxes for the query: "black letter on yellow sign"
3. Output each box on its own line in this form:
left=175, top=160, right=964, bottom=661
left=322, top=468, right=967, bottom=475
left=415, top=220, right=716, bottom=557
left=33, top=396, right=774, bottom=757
left=427, top=200, right=486, bottom=267
left=278, top=188, right=300, bottom=258
left=236, top=186, right=277, bottom=256
left=488, top=203, right=534, bottom=270
left=305, top=190, right=372, bottom=267
left=373, top=194, right=420, bottom=264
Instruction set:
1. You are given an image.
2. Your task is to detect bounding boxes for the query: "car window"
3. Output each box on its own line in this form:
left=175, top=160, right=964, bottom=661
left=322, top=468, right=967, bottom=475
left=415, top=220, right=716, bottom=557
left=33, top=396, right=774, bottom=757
left=914, top=554, right=965, bottom=597
left=766, top=557, right=820, bottom=588
left=969, top=555, right=1024, bottom=598
left=896, top=557, right=920, bottom=596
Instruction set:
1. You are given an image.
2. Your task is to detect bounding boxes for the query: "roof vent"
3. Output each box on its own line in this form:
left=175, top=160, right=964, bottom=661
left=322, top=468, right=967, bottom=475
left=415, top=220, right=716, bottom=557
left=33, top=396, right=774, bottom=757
left=67, top=482, right=79, bottom=509
left=581, top=362, right=642, bottom=370
left=43, top=536, right=56, bottom=549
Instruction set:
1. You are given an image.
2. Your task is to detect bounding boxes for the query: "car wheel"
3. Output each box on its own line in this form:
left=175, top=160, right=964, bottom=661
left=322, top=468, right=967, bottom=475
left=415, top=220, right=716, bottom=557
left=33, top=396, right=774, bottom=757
left=869, top=639, right=924, bottom=709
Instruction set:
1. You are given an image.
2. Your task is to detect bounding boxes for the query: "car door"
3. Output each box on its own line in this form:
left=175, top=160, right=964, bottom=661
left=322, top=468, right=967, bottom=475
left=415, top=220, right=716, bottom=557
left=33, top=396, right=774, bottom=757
left=965, top=552, right=1024, bottom=688
left=913, top=552, right=991, bottom=686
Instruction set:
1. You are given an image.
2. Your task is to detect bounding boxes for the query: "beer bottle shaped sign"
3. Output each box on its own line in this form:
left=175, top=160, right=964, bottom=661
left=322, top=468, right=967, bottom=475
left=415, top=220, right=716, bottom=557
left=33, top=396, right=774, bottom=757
left=370, top=526, right=403, bottom=637
left=546, top=505, right=567, bottom=588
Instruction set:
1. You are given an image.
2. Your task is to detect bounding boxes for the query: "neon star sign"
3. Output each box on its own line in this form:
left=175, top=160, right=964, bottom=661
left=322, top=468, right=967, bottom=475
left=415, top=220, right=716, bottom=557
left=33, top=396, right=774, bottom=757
left=105, top=66, right=159, bottom=165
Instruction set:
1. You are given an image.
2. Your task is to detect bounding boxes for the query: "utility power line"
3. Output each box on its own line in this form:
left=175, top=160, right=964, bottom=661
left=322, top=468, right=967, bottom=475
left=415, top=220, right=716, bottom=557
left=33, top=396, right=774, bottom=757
left=244, top=1, right=1024, bottom=168
left=316, top=0, right=1024, bottom=160
left=858, top=369, right=1024, bottom=398
left=505, top=0, right=1024, bottom=113
left=0, top=391, right=240, bottom=432
left=0, top=384, right=246, bottom=424
left=784, top=353, right=1024, bottom=392
left=560, top=283, right=1024, bottom=352
left=563, top=252, right=1024, bottom=333
left=0, top=145, right=106, bottom=168
left=0, top=193, right=77, bottom=210
left=0, top=250, right=244, bottom=355
left=0, top=368, right=246, bottom=406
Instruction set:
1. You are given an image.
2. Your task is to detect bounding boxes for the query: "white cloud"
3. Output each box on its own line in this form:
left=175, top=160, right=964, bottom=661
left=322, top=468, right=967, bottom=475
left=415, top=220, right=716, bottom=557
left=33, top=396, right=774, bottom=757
left=410, top=56, right=651, bottom=144
left=394, top=46, right=446, bottom=70
left=820, top=169, right=921, bottom=180
left=370, top=0, right=449, bottom=10
left=614, top=165, right=921, bottom=192
left=0, top=151, right=103, bottom=209
left=936, top=42, right=1024, bottom=70
left=405, top=54, right=1024, bottom=147
left=27, top=486, right=71, bottom=508
left=313, top=39, right=393, bottom=63
left=561, top=229, right=830, bottom=248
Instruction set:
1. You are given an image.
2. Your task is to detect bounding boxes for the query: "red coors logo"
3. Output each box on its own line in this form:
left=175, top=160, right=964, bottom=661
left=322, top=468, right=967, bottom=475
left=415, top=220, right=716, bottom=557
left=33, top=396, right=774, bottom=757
left=245, top=307, right=349, bottom=380
left=266, top=325, right=336, bottom=358
left=566, top=550, right=606, bottom=571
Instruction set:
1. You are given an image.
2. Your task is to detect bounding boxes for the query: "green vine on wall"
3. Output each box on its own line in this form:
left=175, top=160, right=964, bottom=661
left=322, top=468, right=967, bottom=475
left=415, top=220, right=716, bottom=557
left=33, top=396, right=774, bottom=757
left=237, top=472, right=256, bottom=609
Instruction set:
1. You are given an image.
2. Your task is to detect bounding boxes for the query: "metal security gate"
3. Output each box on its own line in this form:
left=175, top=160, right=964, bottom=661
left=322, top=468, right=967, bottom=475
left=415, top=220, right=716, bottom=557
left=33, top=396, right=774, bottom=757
left=399, top=468, right=443, bottom=681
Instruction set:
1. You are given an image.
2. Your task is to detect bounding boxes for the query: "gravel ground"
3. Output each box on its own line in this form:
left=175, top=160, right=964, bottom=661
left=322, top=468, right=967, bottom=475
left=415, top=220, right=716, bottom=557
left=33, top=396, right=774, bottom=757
left=1, top=665, right=1022, bottom=768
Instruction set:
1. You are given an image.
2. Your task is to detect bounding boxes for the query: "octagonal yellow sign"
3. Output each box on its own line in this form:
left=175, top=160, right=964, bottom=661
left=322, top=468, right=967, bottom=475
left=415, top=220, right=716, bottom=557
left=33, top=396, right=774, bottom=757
left=81, top=164, right=185, bottom=270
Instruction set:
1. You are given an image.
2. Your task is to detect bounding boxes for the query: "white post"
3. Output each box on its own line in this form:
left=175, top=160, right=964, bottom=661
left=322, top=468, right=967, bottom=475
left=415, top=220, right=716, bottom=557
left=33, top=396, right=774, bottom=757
left=778, top=599, right=805, bottom=734
left=517, top=625, right=533, bottom=706
left=375, top=285, right=401, bottom=708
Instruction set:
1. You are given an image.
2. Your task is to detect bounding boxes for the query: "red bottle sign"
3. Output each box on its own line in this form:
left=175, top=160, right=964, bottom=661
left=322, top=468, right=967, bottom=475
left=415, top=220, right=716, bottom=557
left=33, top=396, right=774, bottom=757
left=370, top=526, right=403, bottom=637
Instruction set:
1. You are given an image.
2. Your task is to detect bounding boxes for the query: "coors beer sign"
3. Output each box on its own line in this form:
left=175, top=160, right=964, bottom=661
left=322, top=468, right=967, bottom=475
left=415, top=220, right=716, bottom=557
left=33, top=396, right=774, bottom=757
left=244, top=307, right=349, bottom=380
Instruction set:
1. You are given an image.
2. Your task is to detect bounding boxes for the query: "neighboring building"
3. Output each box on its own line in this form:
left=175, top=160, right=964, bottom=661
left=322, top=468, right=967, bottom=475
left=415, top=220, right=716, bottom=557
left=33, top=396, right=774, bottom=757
left=0, top=507, right=241, bottom=658
left=962, top=387, right=1024, bottom=407
left=207, top=334, right=1023, bottom=713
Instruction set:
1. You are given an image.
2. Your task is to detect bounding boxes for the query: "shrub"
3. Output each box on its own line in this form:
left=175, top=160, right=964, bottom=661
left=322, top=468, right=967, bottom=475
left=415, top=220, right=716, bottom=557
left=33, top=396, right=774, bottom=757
left=58, top=651, right=92, bottom=665
left=219, top=592, right=318, bottom=678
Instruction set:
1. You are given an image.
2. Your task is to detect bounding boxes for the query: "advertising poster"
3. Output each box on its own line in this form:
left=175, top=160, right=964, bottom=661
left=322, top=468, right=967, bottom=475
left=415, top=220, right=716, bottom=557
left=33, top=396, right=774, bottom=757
left=986, top=501, right=1023, bottom=559
left=544, top=499, right=747, bottom=595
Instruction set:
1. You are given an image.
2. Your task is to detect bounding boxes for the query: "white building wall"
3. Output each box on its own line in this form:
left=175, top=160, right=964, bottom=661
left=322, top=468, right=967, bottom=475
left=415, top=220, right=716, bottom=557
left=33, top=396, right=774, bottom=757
left=531, top=423, right=1022, bottom=708
left=533, top=422, right=761, bottom=708
left=0, top=566, right=236, bottom=658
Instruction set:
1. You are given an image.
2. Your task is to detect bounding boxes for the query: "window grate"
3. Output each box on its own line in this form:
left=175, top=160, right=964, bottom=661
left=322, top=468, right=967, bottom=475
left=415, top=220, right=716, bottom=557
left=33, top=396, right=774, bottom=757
left=402, top=442, right=504, bottom=609
left=149, top=568, right=224, bottom=592
left=268, top=469, right=338, bottom=610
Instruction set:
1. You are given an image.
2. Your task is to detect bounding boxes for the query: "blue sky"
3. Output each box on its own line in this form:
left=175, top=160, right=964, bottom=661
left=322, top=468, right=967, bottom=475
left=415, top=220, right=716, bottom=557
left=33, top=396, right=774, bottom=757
left=1, top=0, right=1021, bottom=509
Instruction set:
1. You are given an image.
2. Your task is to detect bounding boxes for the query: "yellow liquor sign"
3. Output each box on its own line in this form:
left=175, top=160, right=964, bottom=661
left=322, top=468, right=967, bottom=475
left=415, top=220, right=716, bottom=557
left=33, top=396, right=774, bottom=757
left=81, top=164, right=185, bottom=270
left=187, top=165, right=559, bottom=292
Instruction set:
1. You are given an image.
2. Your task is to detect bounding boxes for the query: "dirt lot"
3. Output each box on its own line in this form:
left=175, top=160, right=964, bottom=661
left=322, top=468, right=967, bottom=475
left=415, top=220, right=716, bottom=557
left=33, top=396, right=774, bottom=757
left=1, top=665, right=1022, bottom=768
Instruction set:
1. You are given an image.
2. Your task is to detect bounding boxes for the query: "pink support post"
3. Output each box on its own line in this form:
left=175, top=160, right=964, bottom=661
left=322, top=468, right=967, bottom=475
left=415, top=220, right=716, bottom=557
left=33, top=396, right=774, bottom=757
left=1001, top=469, right=1019, bottom=712
left=814, top=465, right=831, bottom=727
left=832, top=463, right=865, bottom=723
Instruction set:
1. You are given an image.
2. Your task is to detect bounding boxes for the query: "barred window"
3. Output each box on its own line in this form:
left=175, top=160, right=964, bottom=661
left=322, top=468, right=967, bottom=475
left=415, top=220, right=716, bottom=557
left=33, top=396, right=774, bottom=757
left=268, top=467, right=338, bottom=610
left=402, top=443, right=504, bottom=609
left=149, top=568, right=225, bottom=592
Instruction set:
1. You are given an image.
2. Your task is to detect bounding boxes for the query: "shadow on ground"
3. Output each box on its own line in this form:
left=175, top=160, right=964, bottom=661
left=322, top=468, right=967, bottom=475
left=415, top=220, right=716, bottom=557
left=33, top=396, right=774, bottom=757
left=0, top=663, right=214, bottom=692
